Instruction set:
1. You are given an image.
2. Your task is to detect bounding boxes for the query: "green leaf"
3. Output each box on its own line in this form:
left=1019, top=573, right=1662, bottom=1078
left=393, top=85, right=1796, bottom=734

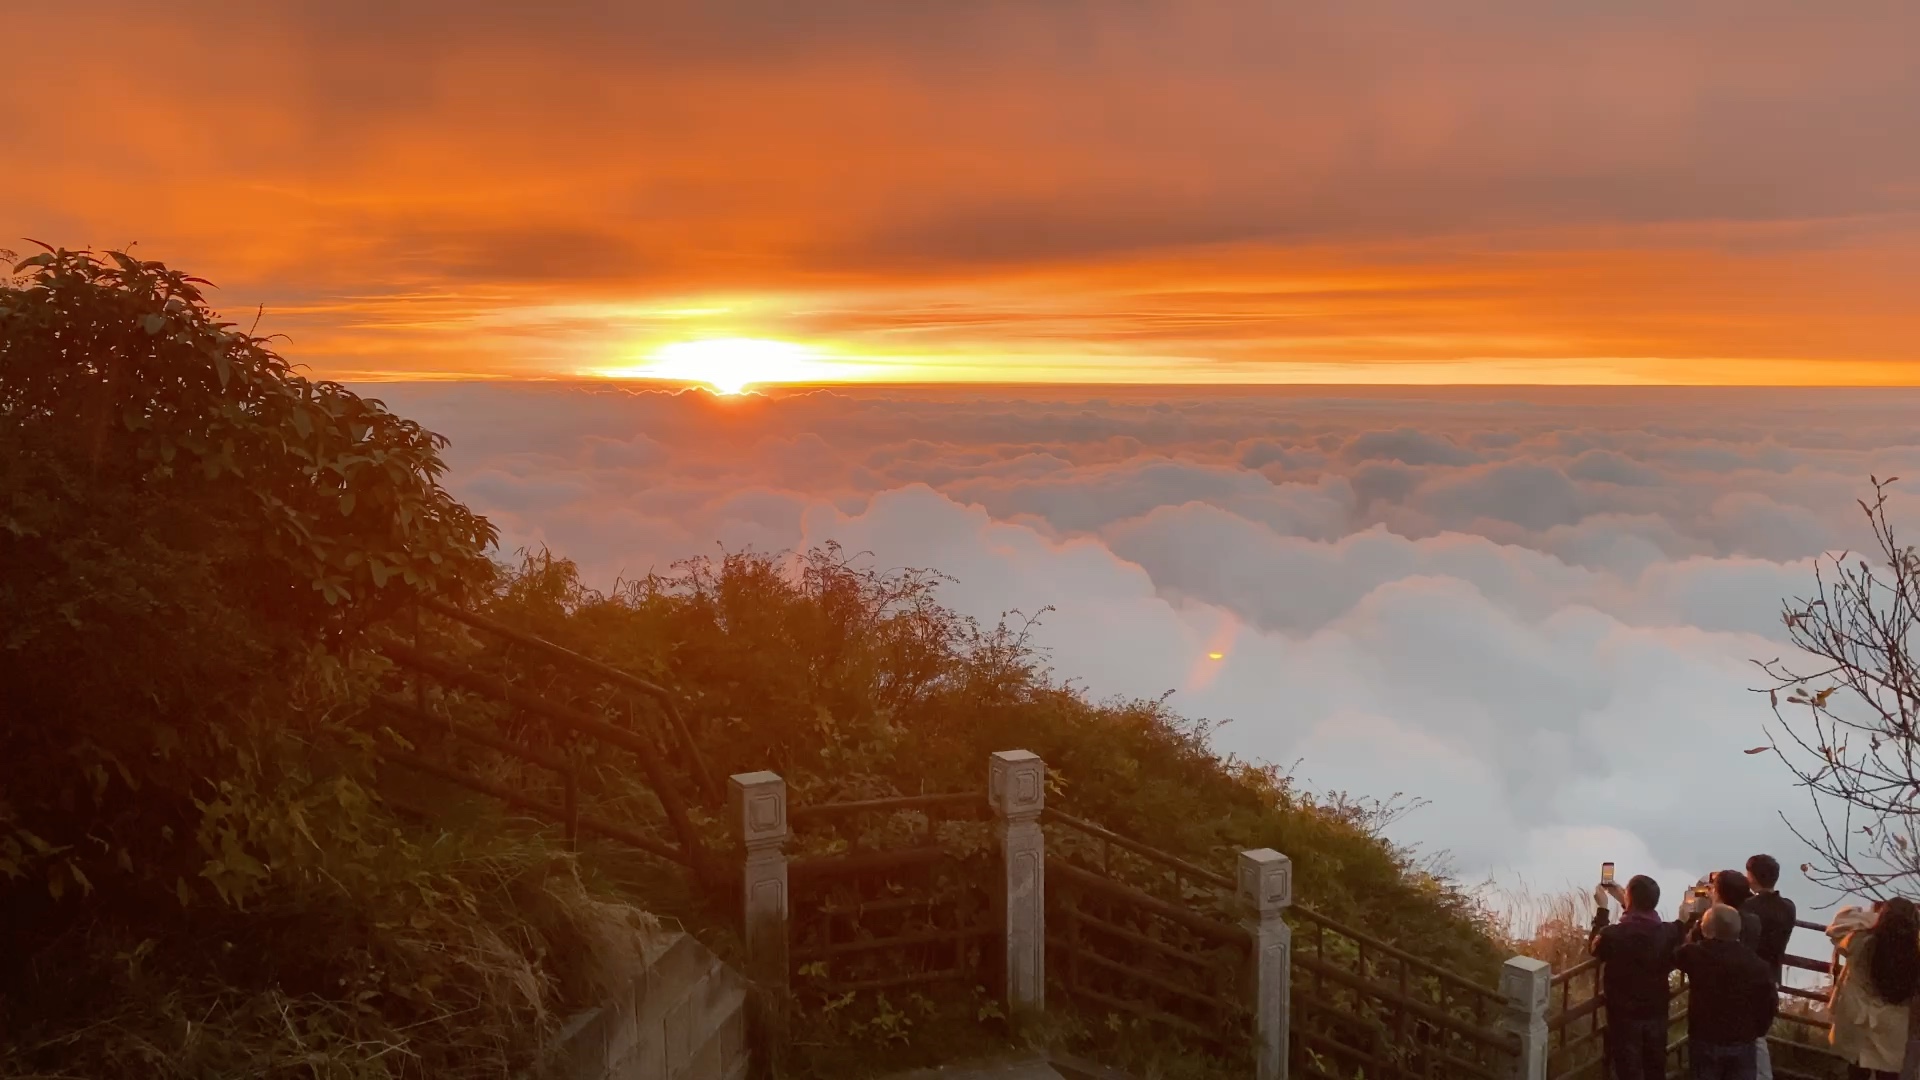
left=214, top=351, right=231, bottom=387
left=140, top=313, right=167, bottom=335
left=339, top=491, right=356, bottom=516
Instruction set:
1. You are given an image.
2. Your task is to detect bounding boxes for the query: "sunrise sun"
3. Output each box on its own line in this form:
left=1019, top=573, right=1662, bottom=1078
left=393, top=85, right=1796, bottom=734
left=594, top=337, right=843, bottom=395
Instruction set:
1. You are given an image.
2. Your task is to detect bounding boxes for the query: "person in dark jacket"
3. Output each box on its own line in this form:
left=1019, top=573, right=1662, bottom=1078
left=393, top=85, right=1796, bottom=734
left=1741, top=854, right=1797, bottom=1080
left=1685, top=870, right=1765, bottom=952
left=1591, top=874, right=1685, bottom=1080
left=1742, top=855, right=1798, bottom=981
left=1677, top=905, right=1781, bottom=1080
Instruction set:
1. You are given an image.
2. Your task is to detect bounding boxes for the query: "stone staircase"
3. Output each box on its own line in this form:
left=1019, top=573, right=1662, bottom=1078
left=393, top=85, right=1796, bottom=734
left=878, top=1051, right=1138, bottom=1080
left=878, top=1056, right=1065, bottom=1080
left=530, top=931, right=750, bottom=1080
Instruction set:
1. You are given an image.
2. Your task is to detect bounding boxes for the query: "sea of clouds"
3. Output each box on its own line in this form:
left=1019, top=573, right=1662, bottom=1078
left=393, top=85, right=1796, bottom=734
left=366, top=382, right=1920, bottom=944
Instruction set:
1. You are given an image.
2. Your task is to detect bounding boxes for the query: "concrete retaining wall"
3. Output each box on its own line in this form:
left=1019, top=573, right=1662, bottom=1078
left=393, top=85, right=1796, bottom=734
left=536, top=931, right=751, bottom=1080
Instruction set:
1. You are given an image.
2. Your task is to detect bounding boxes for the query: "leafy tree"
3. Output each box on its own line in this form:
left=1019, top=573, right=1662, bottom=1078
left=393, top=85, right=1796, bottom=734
left=1, top=243, right=495, bottom=624
left=0, top=247, right=587, bottom=1079
left=1759, top=477, right=1920, bottom=898
left=1, top=242, right=498, bottom=900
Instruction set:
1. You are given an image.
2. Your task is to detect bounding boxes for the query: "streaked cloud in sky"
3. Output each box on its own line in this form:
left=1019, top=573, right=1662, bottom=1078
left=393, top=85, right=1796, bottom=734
left=9, top=1, right=1920, bottom=382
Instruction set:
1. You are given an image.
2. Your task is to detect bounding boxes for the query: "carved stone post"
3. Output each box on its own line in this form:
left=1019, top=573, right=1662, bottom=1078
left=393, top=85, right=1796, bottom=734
left=1240, top=848, right=1293, bottom=1080
left=1501, top=955, right=1551, bottom=1080
left=729, top=771, right=789, bottom=993
left=989, top=749, right=1046, bottom=1014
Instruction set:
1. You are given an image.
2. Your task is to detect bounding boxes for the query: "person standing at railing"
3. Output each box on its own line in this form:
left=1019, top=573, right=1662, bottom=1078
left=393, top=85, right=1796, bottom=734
left=1742, top=854, right=1798, bottom=1080
left=1827, top=897, right=1920, bottom=1080
left=1675, top=905, right=1780, bottom=1080
left=1592, top=874, right=1686, bottom=1080
left=1741, top=856, right=1798, bottom=983
left=1684, top=871, right=1765, bottom=952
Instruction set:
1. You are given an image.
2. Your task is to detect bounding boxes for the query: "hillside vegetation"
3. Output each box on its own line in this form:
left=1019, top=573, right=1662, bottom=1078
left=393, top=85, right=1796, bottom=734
left=0, top=247, right=1505, bottom=1078
left=484, top=545, right=1506, bottom=969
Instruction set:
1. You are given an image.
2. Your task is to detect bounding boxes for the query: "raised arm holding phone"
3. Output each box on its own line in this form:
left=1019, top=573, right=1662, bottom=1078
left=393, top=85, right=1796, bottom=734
left=1589, top=868, right=1685, bottom=1080
left=1592, top=857, right=1791, bottom=1080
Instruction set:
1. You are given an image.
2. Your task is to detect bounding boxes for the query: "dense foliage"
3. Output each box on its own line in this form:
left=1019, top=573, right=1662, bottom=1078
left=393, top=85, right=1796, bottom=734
left=0, top=248, right=639, bottom=1079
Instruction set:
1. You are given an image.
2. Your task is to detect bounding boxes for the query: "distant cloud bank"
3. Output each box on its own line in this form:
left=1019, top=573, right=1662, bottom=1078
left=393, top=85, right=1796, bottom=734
left=371, top=382, right=1920, bottom=921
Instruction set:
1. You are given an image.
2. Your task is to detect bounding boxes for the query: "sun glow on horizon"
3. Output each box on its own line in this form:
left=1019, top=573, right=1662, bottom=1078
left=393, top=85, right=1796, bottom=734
left=592, top=337, right=858, bottom=394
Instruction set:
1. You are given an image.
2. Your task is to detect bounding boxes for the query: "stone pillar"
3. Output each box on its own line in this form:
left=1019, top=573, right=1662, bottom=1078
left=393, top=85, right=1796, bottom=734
left=1239, top=848, right=1293, bottom=1080
left=729, top=771, right=789, bottom=993
left=989, top=749, right=1046, bottom=1013
left=1501, top=955, right=1551, bottom=1080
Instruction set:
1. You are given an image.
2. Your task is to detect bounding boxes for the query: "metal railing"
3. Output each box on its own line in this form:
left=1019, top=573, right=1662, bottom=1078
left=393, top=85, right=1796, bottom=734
left=359, top=601, right=720, bottom=880
left=1041, top=808, right=1519, bottom=1080
left=1042, top=808, right=1253, bottom=1057
left=1290, top=901, right=1518, bottom=1080
left=785, top=790, right=996, bottom=999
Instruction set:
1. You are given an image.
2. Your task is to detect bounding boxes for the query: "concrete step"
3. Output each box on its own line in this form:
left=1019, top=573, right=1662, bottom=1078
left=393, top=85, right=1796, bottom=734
left=876, top=1053, right=1065, bottom=1080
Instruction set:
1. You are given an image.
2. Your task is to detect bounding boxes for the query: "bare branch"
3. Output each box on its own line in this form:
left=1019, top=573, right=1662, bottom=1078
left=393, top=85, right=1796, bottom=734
left=1762, top=477, right=1920, bottom=899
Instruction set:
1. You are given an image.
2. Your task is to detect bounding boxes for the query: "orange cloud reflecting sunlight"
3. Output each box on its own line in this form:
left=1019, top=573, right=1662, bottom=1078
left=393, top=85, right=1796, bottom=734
left=8, top=3, right=1920, bottom=384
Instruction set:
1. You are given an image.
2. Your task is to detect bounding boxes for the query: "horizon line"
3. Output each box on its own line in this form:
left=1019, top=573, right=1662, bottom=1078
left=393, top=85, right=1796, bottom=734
left=333, top=376, right=1920, bottom=390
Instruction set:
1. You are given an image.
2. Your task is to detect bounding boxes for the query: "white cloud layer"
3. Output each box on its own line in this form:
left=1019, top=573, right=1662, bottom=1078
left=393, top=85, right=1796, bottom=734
left=368, top=382, right=1920, bottom=947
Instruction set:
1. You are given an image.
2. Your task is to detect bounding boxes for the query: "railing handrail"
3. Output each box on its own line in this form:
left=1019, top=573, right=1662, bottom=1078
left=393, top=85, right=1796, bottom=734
left=377, top=637, right=712, bottom=878
left=1043, top=808, right=1237, bottom=891
left=1289, top=903, right=1512, bottom=1006
left=1784, top=953, right=1833, bottom=976
left=790, top=791, right=985, bottom=827
left=420, top=597, right=721, bottom=803
left=1551, top=956, right=1600, bottom=987
left=1292, top=949, right=1522, bottom=1056
left=1050, top=858, right=1252, bottom=949
left=1043, top=807, right=1510, bottom=1008
left=1554, top=950, right=1832, bottom=991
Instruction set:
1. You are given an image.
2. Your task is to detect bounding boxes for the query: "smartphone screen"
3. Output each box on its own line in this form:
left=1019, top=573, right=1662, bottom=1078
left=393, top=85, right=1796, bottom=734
left=1601, top=862, right=1615, bottom=885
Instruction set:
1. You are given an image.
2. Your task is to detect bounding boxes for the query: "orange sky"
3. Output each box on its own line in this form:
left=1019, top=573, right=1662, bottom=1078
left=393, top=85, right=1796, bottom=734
left=8, top=2, right=1920, bottom=385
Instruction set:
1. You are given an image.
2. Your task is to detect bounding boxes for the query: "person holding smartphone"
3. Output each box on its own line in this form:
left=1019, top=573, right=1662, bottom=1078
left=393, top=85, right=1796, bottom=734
left=1592, top=867, right=1686, bottom=1080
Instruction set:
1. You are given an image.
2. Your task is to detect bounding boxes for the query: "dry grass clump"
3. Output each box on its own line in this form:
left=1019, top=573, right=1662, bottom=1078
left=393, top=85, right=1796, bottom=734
left=1486, top=882, right=1600, bottom=973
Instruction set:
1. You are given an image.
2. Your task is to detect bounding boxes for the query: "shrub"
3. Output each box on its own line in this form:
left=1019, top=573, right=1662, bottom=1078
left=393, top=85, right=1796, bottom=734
left=0, top=247, right=638, bottom=1079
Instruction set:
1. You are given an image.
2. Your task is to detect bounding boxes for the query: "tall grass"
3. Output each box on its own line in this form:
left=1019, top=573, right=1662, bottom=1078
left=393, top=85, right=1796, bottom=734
left=0, top=799, right=670, bottom=1080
